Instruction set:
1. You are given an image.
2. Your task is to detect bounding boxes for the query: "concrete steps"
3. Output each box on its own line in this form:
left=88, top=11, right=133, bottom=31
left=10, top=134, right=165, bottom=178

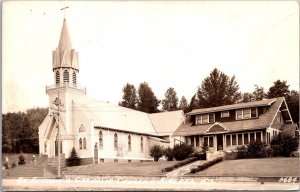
left=47, top=154, right=66, bottom=168
left=7, top=164, right=44, bottom=178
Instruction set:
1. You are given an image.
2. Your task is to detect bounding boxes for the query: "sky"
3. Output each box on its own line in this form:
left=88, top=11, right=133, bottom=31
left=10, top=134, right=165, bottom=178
left=2, top=0, right=299, bottom=114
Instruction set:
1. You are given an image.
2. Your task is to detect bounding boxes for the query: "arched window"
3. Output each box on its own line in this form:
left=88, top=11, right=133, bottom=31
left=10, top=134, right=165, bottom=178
left=72, top=71, right=76, bottom=85
left=83, top=137, right=87, bottom=149
left=79, top=124, right=86, bottom=132
left=128, top=135, right=131, bottom=152
left=79, top=138, right=82, bottom=149
left=114, top=133, right=118, bottom=151
left=56, top=71, right=60, bottom=85
left=99, top=130, right=103, bottom=149
left=63, top=70, right=69, bottom=83
left=140, top=136, right=144, bottom=152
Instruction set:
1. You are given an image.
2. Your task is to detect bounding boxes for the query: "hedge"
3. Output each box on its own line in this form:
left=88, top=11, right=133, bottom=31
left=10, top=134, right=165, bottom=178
left=161, top=157, right=197, bottom=172
left=190, top=157, right=223, bottom=174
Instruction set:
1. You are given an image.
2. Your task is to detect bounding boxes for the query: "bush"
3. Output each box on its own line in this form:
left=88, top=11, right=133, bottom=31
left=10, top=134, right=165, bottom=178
left=192, top=152, right=206, bottom=160
left=163, top=147, right=174, bottom=161
left=190, top=157, right=223, bottom=174
left=271, top=133, right=299, bottom=157
left=150, top=145, right=164, bottom=161
left=3, top=161, right=9, bottom=169
left=235, top=145, right=249, bottom=159
left=247, top=140, right=269, bottom=158
left=11, top=163, right=16, bottom=168
left=18, top=154, right=26, bottom=165
left=173, top=143, right=194, bottom=161
left=161, top=157, right=197, bottom=172
left=161, top=166, right=174, bottom=172
left=67, top=147, right=81, bottom=166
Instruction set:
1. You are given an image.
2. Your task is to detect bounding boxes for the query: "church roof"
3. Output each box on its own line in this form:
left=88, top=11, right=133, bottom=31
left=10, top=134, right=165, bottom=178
left=149, top=110, right=184, bottom=136
left=72, top=98, right=160, bottom=136
left=58, top=19, right=72, bottom=51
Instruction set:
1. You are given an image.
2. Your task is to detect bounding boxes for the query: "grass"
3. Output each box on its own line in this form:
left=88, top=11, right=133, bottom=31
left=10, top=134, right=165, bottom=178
left=68, top=161, right=179, bottom=176
left=191, top=157, right=299, bottom=177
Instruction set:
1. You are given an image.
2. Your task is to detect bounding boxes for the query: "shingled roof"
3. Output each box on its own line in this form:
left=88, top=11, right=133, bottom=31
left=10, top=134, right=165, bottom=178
left=173, top=97, right=285, bottom=137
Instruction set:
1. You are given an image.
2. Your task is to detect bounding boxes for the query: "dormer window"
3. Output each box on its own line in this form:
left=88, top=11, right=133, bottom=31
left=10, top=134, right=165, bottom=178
left=221, top=111, right=229, bottom=118
left=236, top=108, right=258, bottom=120
left=197, top=113, right=215, bottom=124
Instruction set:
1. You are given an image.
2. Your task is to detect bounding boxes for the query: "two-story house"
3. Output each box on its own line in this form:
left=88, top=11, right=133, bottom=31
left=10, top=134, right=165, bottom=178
left=173, top=97, right=298, bottom=152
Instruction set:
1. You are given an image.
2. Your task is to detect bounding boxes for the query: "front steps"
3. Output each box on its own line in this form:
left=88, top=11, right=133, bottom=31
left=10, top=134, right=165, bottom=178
left=5, top=164, right=44, bottom=178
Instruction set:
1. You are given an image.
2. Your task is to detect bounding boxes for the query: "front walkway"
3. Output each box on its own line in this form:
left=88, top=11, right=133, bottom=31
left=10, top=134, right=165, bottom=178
left=166, top=160, right=207, bottom=178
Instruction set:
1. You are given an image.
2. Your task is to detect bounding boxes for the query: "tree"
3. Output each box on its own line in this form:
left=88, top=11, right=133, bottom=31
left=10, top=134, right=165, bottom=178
left=161, top=87, right=178, bottom=111
left=172, top=143, right=194, bottom=161
left=286, top=90, right=299, bottom=124
left=66, top=147, right=81, bottom=166
left=270, top=132, right=299, bottom=157
left=119, top=83, right=137, bottom=110
left=137, top=82, right=160, bottom=113
left=240, top=92, right=254, bottom=103
left=267, top=80, right=290, bottom=99
left=197, top=68, right=240, bottom=108
left=150, top=145, right=164, bottom=161
left=179, top=96, right=189, bottom=113
left=188, top=94, right=199, bottom=112
left=252, top=85, right=267, bottom=101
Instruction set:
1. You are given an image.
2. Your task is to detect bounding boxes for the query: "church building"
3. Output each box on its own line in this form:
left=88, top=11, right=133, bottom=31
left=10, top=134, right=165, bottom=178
left=38, top=19, right=184, bottom=164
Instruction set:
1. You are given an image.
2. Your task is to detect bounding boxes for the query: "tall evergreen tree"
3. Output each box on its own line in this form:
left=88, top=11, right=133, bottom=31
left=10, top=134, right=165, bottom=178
left=252, top=85, right=267, bottom=101
left=179, top=96, right=189, bottom=113
left=197, top=68, right=240, bottom=108
left=161, top=87, right=178, bottom=111
left=119, top=83, right=137, bottom=110
left=188, top=94, right=199, bottom=112
left=267, top=80, right=290, bottom=98
left=241, top=92, right=254, bottom=103
left=137, top=82, right=160, bottom=113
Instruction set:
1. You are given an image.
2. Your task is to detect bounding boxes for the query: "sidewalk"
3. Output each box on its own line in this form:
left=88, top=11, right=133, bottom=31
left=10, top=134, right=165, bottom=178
left=166, top=160, right=207, bottom=178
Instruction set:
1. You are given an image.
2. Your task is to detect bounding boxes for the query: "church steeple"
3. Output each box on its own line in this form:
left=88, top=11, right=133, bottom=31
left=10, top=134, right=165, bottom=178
left=52, top=18, right=79, bottom=85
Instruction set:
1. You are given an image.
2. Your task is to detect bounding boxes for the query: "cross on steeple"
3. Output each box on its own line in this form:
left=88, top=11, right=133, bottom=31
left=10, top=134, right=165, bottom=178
left=60, top=5, right=69, bottom=19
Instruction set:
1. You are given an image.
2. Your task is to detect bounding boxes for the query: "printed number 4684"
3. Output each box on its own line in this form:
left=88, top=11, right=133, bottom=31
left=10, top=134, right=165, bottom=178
left=278, top=177, right=298, bottom=183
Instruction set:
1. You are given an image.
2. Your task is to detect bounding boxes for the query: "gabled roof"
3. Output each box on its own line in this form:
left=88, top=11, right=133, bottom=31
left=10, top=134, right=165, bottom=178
left=72, top=97, right=159, bottom=136
left=149, top=110, right=184, bottom=136
left=173, top=97, right=285, bottom=136
left=187, top=98, right=277, bottom=115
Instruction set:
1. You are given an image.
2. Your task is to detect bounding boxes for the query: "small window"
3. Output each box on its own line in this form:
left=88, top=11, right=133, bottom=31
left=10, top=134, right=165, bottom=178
left=99, top=130, right=103, bottom=149
left=236, top=110, right=243, bottom=120
left=83, top=137, right=86, bottom=149
left=221, top=111, right=229, bottom=118
left=209, top=113, right=215, bottom=123
left=195, top=136, right=199, bottom=147
left=114, top=133, right=118, bottom=151
left=202, top=114, right=209, bottom=124
left=209, top=136, right=213, bottom=147
left=251, top=108, right=257, bottom=118
left=232, top=134, right=237, bottom=145
left=56, top=71, right=60, bottom=85
left=243, top=109, right=251, bottom=119
left=256, top=132, right=261, bottom=141
left=79, top=138, right=82, bottom=149
left=63, top=70, right=69, bottom=83
left=244, top=133, right=249, bottom=144
left=238, top=134, right=243, bottom=145
left=226, top=135, right=231, bottom=146
left=197, top=116, right=202, bottom=125
left=128, top=135, right=131, bottom=152
left=140, top=137, right=144, bottom=152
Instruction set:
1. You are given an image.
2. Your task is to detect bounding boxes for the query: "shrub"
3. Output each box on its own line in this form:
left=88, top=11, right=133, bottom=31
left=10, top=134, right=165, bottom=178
left=247, top=140, right=269, bottom=158
left=18, top=154, right=26, bottom=165
left=190, top=157, right=223, bottom=174
left=163, top=147, right=174, bottom=161
left=173, top=143, right=194, bottom=161
left=161, top=166, right=174, bottom=172
left=150, top=145, right=164, bottom=161
left=3, top=161, right=9, bottom=169
left=271, top=133, right=299, bottom=157
left=11, top=163, right=16, bottom=168
left=67, top=147, right=81, bottom=166
left=161, top=157, right=197, bottom=172
left=201, top=140, right=209, bottom=152
left=235, top=145, right=249, bottom=159
left=271, top=144, right=282, bottom=157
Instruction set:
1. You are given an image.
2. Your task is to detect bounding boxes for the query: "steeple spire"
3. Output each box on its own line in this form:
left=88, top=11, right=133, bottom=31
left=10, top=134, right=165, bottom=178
left=58, top=18, right=72, bottom=51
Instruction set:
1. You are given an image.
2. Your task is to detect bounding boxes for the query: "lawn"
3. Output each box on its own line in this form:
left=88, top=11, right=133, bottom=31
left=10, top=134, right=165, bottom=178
left=67, top=161, right=178, bottom=176
left=191, top=157, right=299, bottom=177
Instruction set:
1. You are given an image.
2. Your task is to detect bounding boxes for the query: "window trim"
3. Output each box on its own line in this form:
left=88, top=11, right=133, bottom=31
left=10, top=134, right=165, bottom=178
left=236, top=108, right=258, bottom=120
left=204, top=136, right=214, bottom=147
left=197, top=113, right=215, bottom=124
left=221, top=111, right=230, bottom=118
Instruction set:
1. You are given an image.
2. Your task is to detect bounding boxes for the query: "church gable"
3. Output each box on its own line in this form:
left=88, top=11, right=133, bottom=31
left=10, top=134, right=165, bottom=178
left=204, top=122, right=228, bottom=133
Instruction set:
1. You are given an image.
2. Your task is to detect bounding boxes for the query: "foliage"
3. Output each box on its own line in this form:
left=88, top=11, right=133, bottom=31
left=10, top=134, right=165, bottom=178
left=201, top=140, right=209, bottom=152
left=270, top=132, right=299, bottom=157
left=197, top=68, right=240, bottom=108
left=161, top=157, right=197, bottom=172
left=179, top=96, right=189, bottom=113
left=11, top=163, right=16, bottom=168
left=67, top=147, right=81, bottom=166
left=3, top=161, right=9, bottom=169
left=119, top=83, right=138, bottom=110
left=267, top=80, right=290, bottom=99
left=247, top=140, right=269, bottom=158
left=252, top=85, right=267, bottom=101
left=2, top=107, right=48, bottom=153
left=163, top=147, right=174, bottom=161
left=172, top=143, right=194, bottom=161
left=161, top=87, right=178, bottom=111
left=188, top=94, right=199, bottom=112
left=137, top=82, right=160, bottom=113
left=150, top=145, right=164, bottom=161
left=18, top=154, right=26, bottom=165
left=190, top=157, right=223, bottom=174
left=240, top=92, right=254, bottom=103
